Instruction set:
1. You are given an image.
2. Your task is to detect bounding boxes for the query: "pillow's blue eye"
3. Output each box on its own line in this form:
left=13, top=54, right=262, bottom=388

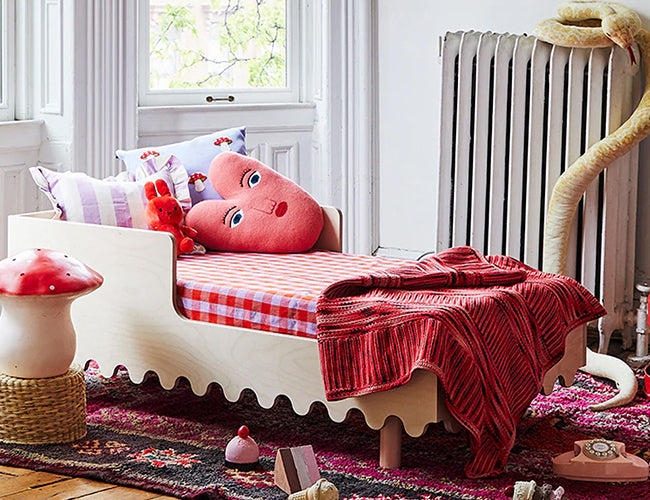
left=230, top=209, right=244, bottom=228
left=247, top=171, right=261, bottom=188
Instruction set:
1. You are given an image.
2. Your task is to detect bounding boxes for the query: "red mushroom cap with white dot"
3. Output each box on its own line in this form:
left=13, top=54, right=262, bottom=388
left=0, top=248, right=103, bottom=296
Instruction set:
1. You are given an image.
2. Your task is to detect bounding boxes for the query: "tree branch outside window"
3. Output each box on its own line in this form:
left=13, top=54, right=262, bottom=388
left=149, top=0, right=286, bottom=91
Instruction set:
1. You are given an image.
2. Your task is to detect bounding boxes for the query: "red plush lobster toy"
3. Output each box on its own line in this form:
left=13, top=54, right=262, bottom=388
left=144, top=179, right=198, bottom=256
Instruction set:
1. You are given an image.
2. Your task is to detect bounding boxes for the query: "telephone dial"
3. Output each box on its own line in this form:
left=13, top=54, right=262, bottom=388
left=552, top=439, right=648, bottom=482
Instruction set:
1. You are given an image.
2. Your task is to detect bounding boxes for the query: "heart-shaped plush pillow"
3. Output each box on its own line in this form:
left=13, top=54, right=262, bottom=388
left=186, top=152, right=324, bottom=253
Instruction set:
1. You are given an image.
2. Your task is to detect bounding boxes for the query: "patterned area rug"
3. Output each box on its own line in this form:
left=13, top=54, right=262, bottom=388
left=0, top=362, right=649, bottom=500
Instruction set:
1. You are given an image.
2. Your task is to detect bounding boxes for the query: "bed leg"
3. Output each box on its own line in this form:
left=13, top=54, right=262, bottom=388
left=379, top=416, right=402, bottom=469
left=443, top=416, right=462, bottom=434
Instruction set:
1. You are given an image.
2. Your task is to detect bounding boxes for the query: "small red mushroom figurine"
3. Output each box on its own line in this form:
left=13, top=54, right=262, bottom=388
left=225, top=425, right=260, bottom=470
left=188, top=172, right=208, bottom=192
left=0, top=249, right=103, bottom=378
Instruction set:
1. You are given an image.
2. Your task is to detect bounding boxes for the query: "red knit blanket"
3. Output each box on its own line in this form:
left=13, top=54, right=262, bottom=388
left=316, top=246, right=606, bottom=477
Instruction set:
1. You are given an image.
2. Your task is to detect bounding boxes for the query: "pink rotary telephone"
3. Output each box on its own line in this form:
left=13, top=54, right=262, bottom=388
left=553, top=439, right=649, bottom=482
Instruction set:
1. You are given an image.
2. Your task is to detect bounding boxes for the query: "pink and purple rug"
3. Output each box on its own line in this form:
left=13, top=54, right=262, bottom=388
left=0, top=362, right=648, bottom=499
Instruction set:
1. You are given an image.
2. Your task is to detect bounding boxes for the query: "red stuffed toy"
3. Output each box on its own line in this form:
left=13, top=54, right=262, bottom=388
left=144, top=178, right=198, bottom=256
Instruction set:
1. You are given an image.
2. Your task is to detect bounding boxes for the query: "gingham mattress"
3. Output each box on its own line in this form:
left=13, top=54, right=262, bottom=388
left=176, top=251, right=405, bottom=337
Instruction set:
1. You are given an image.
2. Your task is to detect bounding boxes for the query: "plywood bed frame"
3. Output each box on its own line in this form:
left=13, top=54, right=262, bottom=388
left=7, top=207, right=586, bottom=469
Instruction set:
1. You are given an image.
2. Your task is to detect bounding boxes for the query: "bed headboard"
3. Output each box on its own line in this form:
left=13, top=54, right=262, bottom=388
left=313, top=206, right=343, bottom=253
left=10, top=206, right=344, bottom=255
left=13, top=206, right=343, bottom=252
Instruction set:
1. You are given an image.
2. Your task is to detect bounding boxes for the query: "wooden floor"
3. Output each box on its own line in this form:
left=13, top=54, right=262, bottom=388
left=0, top=465, right=178, bottom=499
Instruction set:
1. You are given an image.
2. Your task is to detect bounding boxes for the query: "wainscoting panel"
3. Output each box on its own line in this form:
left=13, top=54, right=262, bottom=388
left=136, top=106, right=315, bottom=195
left=0, top=122, right=44, bottom=258
left=0, top=164, right=45, bottom=259
left=0, top=162, right=44, bottom=259
left=247, top=142, right=299, bottom=182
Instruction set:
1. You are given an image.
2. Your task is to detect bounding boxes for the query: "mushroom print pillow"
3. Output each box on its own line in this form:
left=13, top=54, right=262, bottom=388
left=186, top=152, right=324, bottom=253
left=115, top=126, right=246, bottom=206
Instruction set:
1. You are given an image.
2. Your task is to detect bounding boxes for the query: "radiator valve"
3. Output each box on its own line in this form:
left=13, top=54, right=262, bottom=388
left=628, top=283, right=650, bottom=366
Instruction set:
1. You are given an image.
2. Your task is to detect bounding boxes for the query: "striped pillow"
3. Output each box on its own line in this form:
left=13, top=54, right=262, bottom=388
left=30, top=156, right=190, bottom=229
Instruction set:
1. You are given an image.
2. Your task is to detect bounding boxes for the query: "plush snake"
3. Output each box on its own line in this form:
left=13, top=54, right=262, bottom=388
left=534, top=1, right=650, bottom=410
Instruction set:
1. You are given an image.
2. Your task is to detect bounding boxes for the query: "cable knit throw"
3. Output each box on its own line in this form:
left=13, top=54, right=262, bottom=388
left=316, top=246, right=605, bottom=478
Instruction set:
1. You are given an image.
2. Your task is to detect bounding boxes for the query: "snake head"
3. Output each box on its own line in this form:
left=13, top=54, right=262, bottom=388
left=601, top=15, right=637, bottom=64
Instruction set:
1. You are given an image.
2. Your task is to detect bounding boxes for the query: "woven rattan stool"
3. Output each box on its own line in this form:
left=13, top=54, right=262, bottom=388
left=0, top=365, right=87, bottom=444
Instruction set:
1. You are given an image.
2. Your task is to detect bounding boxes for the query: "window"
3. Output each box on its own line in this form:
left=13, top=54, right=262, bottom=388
left=0, top=0, right=15, bottom=121
left=139, top=0, right=299, bottom=106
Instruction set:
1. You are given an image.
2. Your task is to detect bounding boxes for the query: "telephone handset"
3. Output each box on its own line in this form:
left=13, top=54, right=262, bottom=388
left=552, top=439, right=649, bottom=482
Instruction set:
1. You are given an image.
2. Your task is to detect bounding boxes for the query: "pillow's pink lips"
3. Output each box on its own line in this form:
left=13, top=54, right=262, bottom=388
left=275, top=201, right=288, bottom=217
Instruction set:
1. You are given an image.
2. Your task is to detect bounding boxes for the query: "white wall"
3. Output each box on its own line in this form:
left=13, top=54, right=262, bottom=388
left=377, top=0, right=650, bottom=280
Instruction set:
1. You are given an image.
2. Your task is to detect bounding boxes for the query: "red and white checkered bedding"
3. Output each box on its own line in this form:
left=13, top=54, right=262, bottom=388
left=176, top=251, right=405, bottom=337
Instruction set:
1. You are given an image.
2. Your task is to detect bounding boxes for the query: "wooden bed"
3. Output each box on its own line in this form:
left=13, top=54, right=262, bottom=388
left=6, top=207, right=586, bottom=469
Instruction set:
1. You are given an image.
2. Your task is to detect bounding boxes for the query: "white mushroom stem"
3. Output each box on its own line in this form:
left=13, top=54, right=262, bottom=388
left=0, top=293, right=80, bottom=378
left=194, top=179, right=205, bottom=192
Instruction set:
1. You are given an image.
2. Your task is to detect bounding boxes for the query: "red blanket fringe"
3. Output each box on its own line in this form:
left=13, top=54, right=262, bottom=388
left=316, top=246, right=606, bottom=477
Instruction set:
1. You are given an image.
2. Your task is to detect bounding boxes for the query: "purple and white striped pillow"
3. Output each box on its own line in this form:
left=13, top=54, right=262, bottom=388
left=30, top=156, right=190, bottom=229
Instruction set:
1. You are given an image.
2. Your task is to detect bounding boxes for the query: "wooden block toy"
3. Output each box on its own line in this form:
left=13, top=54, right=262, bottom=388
left=274, top=445, right=321, bottom=494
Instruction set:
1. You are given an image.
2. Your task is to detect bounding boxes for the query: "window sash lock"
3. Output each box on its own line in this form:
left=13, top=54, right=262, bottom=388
left=205, top=95, right=235, bottom=103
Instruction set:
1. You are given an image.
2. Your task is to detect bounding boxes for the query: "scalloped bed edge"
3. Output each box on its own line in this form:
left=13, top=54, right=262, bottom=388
left=83, top=358, right=444, bottom=439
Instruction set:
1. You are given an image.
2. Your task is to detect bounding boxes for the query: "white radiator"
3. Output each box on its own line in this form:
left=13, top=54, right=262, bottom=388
left=437, top=31, right=642, bottom=345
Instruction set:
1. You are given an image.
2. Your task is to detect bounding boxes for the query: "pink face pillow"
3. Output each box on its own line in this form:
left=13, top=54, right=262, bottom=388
left=186, top=152, right=324, bottom=253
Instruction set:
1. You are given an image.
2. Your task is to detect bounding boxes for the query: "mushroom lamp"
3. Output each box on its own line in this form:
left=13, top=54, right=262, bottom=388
left=0, top=249, right=103, bottom=378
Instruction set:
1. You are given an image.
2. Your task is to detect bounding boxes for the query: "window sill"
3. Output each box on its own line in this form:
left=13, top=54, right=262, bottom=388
left=138, top=102, right=315, bottom=113
left=0, top=120, right=44, bottom=153
left=138, top=103, right=316, bottom=138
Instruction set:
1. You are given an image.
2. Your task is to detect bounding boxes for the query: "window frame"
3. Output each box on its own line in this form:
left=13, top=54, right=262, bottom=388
left=0, top=0, right=15, bottom=121
left=138, top=0, right=300, bottom=107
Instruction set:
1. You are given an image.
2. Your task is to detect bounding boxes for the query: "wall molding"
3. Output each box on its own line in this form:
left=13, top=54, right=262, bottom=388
left=0, top=0, right=16, bottom=122
left=39, top=0, right=63, bottom=115
left=15, top=0, right=34, bottom=120
left=321, top=1, right=379, bottom=254
left=138, top=124, right=315, bottom=140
